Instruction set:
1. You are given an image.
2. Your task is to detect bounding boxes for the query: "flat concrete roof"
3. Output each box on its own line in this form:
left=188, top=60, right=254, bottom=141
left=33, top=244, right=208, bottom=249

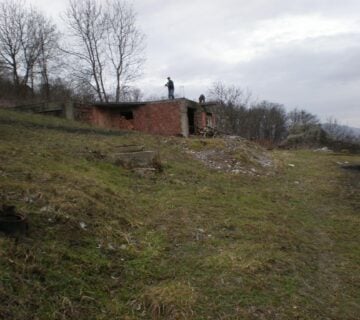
left=94, top=98, right=198, bottom=109
left=94, top=102, right=146, bottom=109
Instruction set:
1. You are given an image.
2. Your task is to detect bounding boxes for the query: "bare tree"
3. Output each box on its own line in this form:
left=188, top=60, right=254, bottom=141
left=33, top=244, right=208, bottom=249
left=208, top=81, right=251, bottom=107
left=0, top=0, right=60, bottom=97
left=207, top=82, right=251, bottom=134
left=63, top=0, right=145, bottom=103
left=248, top=101, right=287, bottom=143
left=288, top=108, right=319, bottom=129
left=0, top=59, right=7, bottom=78
left=0, top=0, right=26, bottom=87
left=64, top=0, right=108, bottom=102
left=207, top=82, right=287, bottom=143
left=106, top=0, right=145, bottom=102
left=116, top=86, right=144, bottom=102
left=36, top=16, right=61, bottom=99
left=21, top=9, right=42, bottom=91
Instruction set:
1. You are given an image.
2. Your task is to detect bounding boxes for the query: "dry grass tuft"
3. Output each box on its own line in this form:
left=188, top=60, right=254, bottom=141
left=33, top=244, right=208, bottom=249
left=139, top=281, right=197, bottom=319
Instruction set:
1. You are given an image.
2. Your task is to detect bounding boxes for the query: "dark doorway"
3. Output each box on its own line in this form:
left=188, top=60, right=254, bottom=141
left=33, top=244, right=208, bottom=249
left=187, top=108, right=195, bottom=134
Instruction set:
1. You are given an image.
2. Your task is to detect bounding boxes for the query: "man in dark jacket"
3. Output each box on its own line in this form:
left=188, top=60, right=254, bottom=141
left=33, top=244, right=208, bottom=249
left=165, top=77, right=175, bottom=99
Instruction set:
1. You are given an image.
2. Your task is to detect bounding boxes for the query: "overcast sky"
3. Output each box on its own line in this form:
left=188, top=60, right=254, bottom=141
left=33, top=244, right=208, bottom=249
left=27, top=0, right=360, bottom=127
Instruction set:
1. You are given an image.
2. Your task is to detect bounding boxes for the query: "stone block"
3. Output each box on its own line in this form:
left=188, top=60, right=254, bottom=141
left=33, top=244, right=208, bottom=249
left=109, top=151, right=158, bottom=169
left=115, top=145, right=145, bottom=153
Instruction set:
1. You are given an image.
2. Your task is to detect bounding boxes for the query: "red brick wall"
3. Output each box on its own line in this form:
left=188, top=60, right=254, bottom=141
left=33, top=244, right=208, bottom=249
left=133, top=101, right=183, bottom=135
left=74, top=100, right=197, bottom=136
left=92, top=108, right=135, bottom=130
left=195, top=107, right=217, bottom=130
left=90, top=101, right=184, bottom=135
left=74, top=103, right=96, bottom=123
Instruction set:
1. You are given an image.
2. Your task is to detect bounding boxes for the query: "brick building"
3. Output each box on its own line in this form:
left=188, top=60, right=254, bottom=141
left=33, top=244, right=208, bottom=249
left=10, top=98, right=218, bottom=137
left=74, top=98, right=217, bottom=137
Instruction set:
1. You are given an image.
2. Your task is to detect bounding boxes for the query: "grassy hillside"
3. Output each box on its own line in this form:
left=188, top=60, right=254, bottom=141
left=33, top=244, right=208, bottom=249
left=0, top=109, right=359, bottom=319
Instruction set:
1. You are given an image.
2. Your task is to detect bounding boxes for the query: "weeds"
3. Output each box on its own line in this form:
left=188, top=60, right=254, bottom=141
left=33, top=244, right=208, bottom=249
left=0, top=109, right=359, bottom=319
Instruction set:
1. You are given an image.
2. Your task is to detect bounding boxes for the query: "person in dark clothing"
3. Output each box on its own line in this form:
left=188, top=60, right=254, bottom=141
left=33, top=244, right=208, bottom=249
left=199, top=94, right=205, bottom=104
left=165, top=77, right=175, bottom=99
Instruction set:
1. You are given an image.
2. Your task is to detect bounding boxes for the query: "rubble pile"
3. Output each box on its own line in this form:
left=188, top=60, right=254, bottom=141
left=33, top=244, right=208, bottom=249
left=184, top=136, right=275, bottom=176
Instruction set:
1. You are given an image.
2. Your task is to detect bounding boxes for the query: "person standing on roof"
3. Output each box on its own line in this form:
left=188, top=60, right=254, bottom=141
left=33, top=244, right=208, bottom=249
left=165, top=77, right=175, bottom=100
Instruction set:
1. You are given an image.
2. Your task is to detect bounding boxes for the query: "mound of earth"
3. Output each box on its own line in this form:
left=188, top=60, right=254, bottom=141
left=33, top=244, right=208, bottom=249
left=183, top=135, right=275, bottom=176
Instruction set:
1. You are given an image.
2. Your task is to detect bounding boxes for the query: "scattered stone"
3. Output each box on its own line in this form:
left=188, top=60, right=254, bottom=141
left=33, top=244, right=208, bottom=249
left=314, top=147, right=332, bottom=152
left=288, top=164, right=295, bottom=167
left=40, top=205, right=54, bottom=213
left=79, top=222, right=87, bottom=230
left=195, top=228, right=206, bottom=241
left=185, top=135, right=274, bottom=176
left=107, top=243, right=116, bottom=250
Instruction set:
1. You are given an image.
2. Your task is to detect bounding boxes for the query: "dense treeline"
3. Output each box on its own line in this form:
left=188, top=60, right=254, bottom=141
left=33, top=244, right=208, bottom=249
left=208, top=82, right=360, bottom=149
left=208, top=82, right=312, bottom=144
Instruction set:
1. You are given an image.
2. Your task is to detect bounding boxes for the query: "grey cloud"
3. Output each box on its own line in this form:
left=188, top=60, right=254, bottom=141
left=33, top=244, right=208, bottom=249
left=228, top=36, right=360, bottom=124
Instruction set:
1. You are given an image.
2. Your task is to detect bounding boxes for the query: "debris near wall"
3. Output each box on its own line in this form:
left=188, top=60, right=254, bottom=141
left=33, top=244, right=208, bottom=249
left=184, top=136, right=275, bottom=176
left=198, top=126, right=218, bottom=138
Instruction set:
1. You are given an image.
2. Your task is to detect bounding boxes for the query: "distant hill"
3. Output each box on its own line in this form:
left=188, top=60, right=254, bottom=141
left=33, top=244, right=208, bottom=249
left=349, top=126, right=360, bottom=136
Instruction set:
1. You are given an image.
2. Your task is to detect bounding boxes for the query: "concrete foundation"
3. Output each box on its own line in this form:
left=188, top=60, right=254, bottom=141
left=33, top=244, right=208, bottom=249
left=109, top=151, right=158, bottom=169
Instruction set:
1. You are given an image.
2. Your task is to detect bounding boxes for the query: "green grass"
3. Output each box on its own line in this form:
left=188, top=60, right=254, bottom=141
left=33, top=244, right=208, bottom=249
left=0, top=109, right=359, bottom=319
